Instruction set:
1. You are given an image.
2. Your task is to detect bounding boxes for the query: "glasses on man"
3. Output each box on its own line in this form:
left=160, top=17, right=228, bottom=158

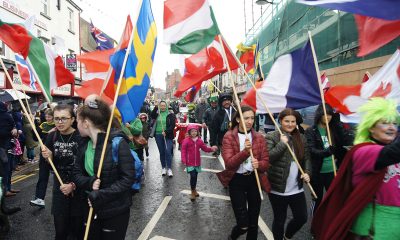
left=54, top=117, right=72, bottom=123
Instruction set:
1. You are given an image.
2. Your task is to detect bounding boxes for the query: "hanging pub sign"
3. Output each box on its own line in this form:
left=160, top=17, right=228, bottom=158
left=66, top=54, right=77, bottom=72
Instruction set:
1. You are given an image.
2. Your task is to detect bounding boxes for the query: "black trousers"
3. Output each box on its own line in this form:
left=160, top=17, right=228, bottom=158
left=88, top=211, right=130, bottom=240
left=311, top=172, right=334, bottom=215
left=134, top=148, right=144, bottom=162
left=268, top=192, right=308, bottom=240
left=229, top=173, right=261, bottom=240
left=208, top=127, right=217, bottom=146
left=35, top=155, right=50, bottom=200
left=54, top=215, right=83, bottom=240
left=189, top=170, right=198, bottom=190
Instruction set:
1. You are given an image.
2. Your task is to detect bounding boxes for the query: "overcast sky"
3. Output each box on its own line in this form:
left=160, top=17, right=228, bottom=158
left=79, top=0, right=247, bottom=90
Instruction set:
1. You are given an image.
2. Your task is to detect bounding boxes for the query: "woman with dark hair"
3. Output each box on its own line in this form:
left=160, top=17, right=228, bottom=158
left=73, top=99, right=135, bottom=239
left=305, top=103, right=350, bottom=214
left=266, top=108, right=311, bottom=240
left=150, top=100, right=176, bottom=177
left=40, top=104, right=83, bottom=240
left=217, top=105, right=270, bottom=240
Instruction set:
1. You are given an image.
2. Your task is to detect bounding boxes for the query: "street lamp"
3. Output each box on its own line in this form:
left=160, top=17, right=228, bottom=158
left=256, top=0, right=273, bottom=5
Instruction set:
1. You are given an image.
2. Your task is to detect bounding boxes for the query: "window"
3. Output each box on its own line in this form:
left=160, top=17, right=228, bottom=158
left=0, top=41, right=5, bottom=56
left=42, top=0, right=49, bottom=16
left=68, top=8, right=74, bottom=32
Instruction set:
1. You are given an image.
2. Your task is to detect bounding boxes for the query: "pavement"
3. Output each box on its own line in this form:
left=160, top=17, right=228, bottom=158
left=4, top=138, right=314, bottom=240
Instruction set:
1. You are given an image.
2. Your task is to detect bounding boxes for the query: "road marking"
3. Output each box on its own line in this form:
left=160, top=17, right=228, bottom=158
left=181, top=190, right=230, bottom=201
left=149, top=236, right=175, bottom=240
left=218, top=155, right=225, bottom=169
left=138, top=196, right=173, bottom=240
left=181, top=190, right=273, bottom=240
left=183, top=168, right=221, bottom=173
left=200, top=155, right=217, bottom=159
left=11, top=173, right=36, bottom=184
left=258, top=216, right=274, bottom=240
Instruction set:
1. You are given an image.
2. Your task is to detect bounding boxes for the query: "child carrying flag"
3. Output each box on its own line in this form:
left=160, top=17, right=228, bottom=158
left=181, top=125, right=218, bottom=201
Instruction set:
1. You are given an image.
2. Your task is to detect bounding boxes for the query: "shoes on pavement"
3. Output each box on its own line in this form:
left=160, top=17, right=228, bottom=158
left=167, top=169, right=173, bottom=177
left=190, top=190, right=196, bottom=201
left=5, top=191, right=16, bottom=197
left=30, top=198, right=45, bottom=208
left=162, top=168, right=167, bottom=176
left=193, top=189, right=199, bottom=197
left=10, top=189, right=20, bottom=193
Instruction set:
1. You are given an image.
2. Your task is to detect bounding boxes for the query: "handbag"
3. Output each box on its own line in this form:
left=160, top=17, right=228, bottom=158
left=132, top=135, right=148, bottom=146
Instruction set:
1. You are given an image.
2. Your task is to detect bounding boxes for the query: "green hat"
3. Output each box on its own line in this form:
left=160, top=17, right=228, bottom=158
left=209, top=96, right=218, bottom=103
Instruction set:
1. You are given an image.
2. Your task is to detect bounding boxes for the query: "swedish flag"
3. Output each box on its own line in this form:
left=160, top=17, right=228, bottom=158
left=110, top=0, right=157, bottom=123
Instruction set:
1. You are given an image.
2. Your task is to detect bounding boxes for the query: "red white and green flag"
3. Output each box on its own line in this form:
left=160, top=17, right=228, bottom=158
left=174, top=35, right=239, bottom=97
left=27, top=36, right=75, bottom=101
left=0, top=19, right=32, bottom=58
left=164, top=0, right=220, bottom=54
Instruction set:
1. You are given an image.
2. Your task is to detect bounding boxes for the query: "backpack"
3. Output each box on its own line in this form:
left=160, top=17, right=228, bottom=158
left=111, top=136, right=144, bottom=191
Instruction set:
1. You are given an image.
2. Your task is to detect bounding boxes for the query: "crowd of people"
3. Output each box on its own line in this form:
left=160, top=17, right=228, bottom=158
left=0, top=92, right=399, bottom=239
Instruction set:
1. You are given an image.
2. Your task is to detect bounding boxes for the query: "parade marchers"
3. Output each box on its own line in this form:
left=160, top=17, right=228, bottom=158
left=0, top=94, right=399, bottom=240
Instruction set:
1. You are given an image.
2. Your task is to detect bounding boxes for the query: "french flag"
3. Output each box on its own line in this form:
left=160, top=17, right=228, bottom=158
left=15, top=54, right=38, bottom=90
left=242, top=41, right=321, bottom=113
left=296, top=0, right=400, bottom=20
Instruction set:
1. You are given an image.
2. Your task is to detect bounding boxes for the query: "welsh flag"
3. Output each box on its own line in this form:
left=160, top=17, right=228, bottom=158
left=174, top=35, right=239, bottom=97
left=164, top=0, right=220, bottom=54
left=0, top=20, right=32, bottom=58
left=27, top=36, right=75, bottom=101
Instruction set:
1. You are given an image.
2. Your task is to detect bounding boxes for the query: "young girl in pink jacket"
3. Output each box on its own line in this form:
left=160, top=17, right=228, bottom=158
left=181, top=125, right=217, bottom=201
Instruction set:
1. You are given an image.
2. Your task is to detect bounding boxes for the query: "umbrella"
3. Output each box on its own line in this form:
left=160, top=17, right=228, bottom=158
left=0, top=89, right=30, bottom=102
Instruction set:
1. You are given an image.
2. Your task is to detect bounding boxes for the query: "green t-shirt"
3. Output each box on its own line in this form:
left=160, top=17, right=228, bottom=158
left=318, top=127, right=335, bottom=173
left=155, top=111, right=168, bottom=134
left=85, top=140, right=95, bottom=177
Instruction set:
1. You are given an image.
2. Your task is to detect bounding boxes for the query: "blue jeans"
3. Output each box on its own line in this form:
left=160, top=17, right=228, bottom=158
left=155, top=134, right=173, bottom=169
left=27, top=147, right=35, bottom=160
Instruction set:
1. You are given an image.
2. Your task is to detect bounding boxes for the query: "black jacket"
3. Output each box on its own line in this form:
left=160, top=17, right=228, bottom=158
left=305, top=112, right=350, bottom=179
left=203, top=106, right=218, bottom=127
left=73, top=130, right=135, bottom=219
left=0, top=103, right=15, bottom=149
left=150, top=107, right=176, bottom=139
left=211, top=106, right=236, bottom=146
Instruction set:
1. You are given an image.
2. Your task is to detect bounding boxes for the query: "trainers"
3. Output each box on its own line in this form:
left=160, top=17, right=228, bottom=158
left=167, top=169, right=173, bottom=177
left=30, top=198, right=45, bottom=208
left=161, top=168, right=167, bottom=176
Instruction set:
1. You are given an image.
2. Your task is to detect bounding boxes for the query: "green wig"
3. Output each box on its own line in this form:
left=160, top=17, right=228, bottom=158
left=354, top=98, right=399, bottom=144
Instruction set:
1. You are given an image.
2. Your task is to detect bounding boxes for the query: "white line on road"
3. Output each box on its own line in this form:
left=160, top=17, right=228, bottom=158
left=180, top=190, right=274, bottom=240
left=137, top=196, right=173, bottom=240
left=200, top=155, right=218, bottom=159
left=149, top=236, right=176, bottom=240
left=183, top=168, right=221, bottom=173
left=218, top=155, right=225, bottom=169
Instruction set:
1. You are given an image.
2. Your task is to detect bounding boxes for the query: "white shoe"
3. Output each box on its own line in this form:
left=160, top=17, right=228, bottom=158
left=167, top=169, right=173, bottom=177
left=162, top=168, right=167, bottom=176
left=30, top=198, right=45, bottom=208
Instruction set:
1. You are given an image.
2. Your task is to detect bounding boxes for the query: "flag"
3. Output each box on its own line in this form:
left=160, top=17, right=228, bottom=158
left=90, top=21, right=114, bottom=50
left=241, top=80, right=263, bottom=110
left=164, top=0, right=220, bottom=54
left=321, top=72, right=331, bottom=92
left=325, top=49, right=400, bottom=123
left=362, top=71, right=370, bottom=83
left=174, top=35, right=239, bottom=97
left=27, top=36, right=75, bottom=101
left=355, top=15, right=400, bottom=57
left=243, top=41, right=321, bottom=113
left=0, top=20, right=32, bottom=58
left=77, top=48, right=115, bottom=81
left=110, top=0, right=157, bottom=123
left=15, top=54, right=39, bottom=90
left=184, top=82, right=202, bottom=102
left=236, top=43, right=256, bottom=73
left=254, top=41, right=263, bottom=78
left=296, top=0, right=400, bottom=20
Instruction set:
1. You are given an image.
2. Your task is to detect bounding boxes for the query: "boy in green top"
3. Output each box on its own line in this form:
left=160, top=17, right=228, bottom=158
left=124, top=118, right=144, bottom=161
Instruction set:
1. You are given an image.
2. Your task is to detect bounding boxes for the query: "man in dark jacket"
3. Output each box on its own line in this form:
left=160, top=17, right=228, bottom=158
left=211, top=93, right=236, bottom=154
left=195, top=98, right=209, bottom=143
left=203, top=96, right=218, bottom=146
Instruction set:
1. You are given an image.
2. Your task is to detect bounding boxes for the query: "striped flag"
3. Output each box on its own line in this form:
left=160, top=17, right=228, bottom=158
left=15, top=54, right=39, bottom=90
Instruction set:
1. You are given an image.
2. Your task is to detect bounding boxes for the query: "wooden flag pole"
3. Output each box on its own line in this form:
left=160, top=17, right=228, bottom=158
left=13, top=54, right=34, bottom=116
left=0, top=57, right=64, bottom=185
left=308, top=31, right=337, bottom=177
left=217, top=35, right=264, bottom=200
left=222, top=36, right=317, bottom=198
left=83, top=6, right=140, bottom=239
left=208, top=80, right=222, bottom=93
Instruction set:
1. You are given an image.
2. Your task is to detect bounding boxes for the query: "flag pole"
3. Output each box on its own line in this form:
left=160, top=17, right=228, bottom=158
left=308, top=31, right=337, bottom=176
left=13, top=54, right=34, bottom=116
left=217, top=35, right=264, bottom=200
left=222, top=36, right=318, bottom=199
left=83, top=4, right=141, bottom=239
left=0, top=57, right=64, bottom=185
left=208, top=80, right=222, bottom=93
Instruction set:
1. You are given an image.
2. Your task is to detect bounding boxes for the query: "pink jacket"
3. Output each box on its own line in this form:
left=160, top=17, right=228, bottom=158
left=181, top=137, right=213, bottom=167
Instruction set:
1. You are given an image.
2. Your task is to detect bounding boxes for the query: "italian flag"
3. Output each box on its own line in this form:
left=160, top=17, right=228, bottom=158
left=0, top=20, right=32, bottom=58
left=164, top=0, right=220, bottom=54
left=27, top=36, right=75, bottom=101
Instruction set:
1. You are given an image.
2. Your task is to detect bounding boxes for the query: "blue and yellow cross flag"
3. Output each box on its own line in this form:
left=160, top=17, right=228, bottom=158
left=110, top=0, right=157, bottom=123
